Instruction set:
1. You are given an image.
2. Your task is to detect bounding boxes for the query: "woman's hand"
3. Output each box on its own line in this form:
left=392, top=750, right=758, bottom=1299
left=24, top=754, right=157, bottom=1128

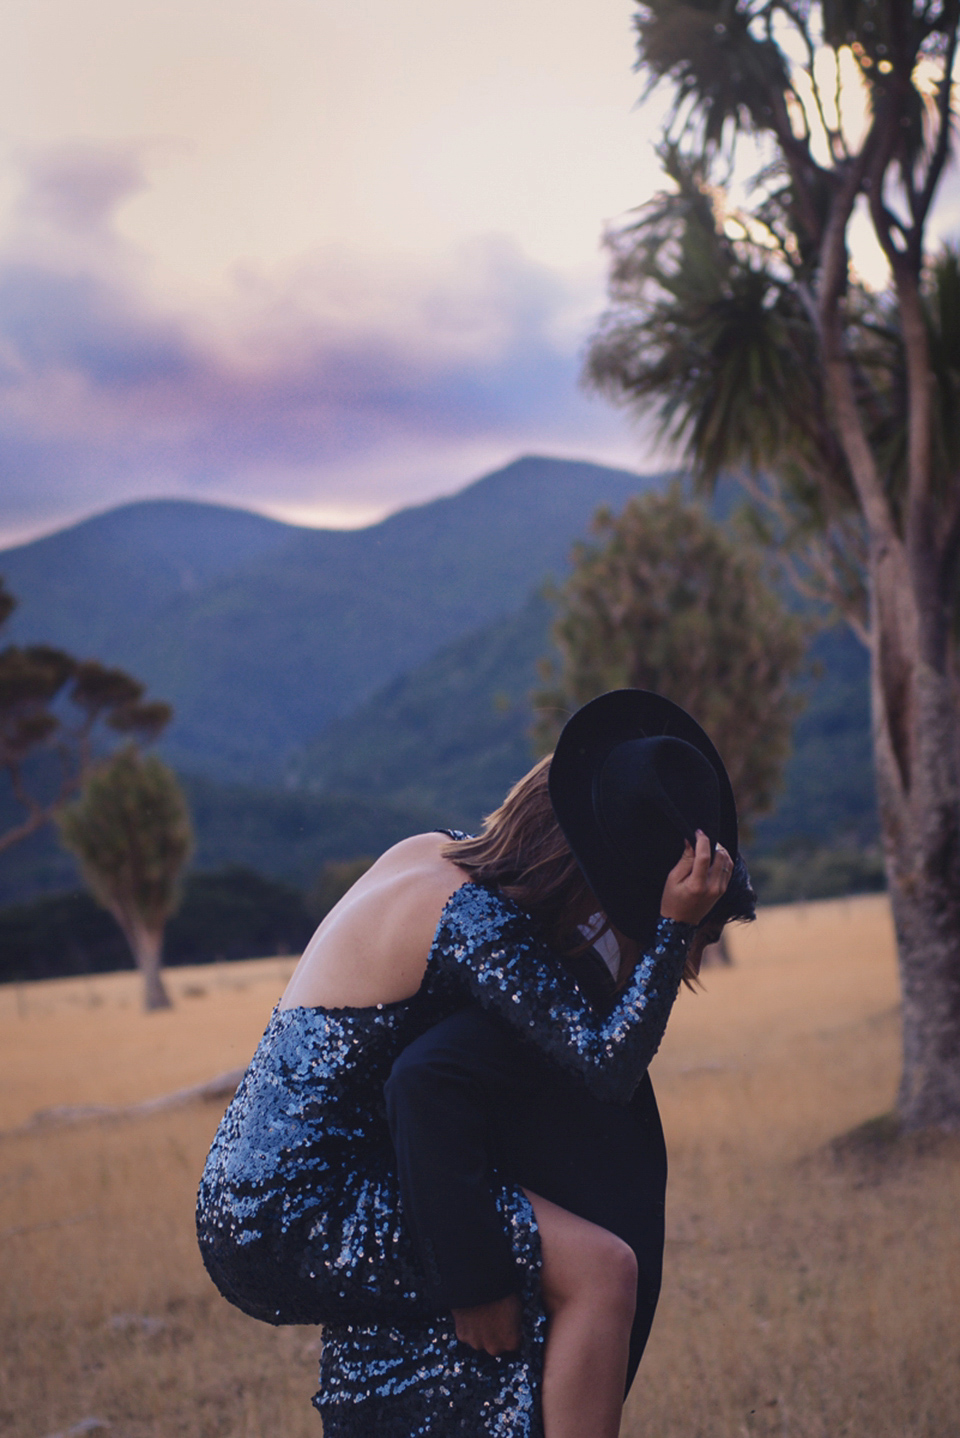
left=452, top=1292, right=522, bottom=1355
left=660, top=831, right=733, bottom=927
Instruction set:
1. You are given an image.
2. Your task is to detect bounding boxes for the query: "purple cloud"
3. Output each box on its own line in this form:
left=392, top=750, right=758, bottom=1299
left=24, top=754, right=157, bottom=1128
left=0, top=145, right=635, bottom=539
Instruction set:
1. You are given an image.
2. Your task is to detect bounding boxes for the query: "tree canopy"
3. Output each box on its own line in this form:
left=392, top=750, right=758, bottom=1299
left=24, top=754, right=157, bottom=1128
left=586, top=0, right=960, bottom=1131
left=534, top=487, right=807, bottom=840
left=58, top=747, right=193, bottom=1010
left=588, top=2, right=960, bottom=633
left=0, top=577, right=172, bottom=853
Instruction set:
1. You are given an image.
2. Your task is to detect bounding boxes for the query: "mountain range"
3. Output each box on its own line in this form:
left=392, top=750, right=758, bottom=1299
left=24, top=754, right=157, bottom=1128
left=2, top=457, right=657, bottom=781
left=0, top=454, right=875, bottom=904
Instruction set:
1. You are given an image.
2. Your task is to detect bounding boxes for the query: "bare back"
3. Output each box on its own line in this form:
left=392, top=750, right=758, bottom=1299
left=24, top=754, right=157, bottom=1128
left=279, top=833, right=470, bottom=1011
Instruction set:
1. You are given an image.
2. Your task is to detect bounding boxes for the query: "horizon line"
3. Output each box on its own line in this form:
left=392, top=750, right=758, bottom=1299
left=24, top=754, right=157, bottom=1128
left=0, top=450, right=660, bottom=554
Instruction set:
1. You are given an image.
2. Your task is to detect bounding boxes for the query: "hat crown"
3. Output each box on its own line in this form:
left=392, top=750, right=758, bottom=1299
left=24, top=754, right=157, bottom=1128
left=593, top=736, right=721, bottom=863
left=547, top=689, right=737, bottom=943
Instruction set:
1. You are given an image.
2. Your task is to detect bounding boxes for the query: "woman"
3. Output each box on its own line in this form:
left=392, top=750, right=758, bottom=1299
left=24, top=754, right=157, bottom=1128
left=197, top=690, right=755, bottom=1436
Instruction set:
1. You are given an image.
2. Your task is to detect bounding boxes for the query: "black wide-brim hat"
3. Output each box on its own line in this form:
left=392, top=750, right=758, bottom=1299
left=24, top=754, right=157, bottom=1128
left=548, top=690, right=738, bottom=945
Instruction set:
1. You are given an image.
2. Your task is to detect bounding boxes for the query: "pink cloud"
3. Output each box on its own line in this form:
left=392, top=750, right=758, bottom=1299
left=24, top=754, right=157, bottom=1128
left=0, top=145, right=635, bottom=538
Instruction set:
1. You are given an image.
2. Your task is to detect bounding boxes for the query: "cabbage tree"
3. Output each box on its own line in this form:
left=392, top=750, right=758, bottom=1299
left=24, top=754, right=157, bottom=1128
left=587, top=1, right=960, bottom=1129
left=58, top=747, right=193, bottom=1010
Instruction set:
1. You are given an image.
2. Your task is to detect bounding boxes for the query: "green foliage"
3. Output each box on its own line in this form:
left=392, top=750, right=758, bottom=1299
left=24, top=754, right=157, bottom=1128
left=754, top=622, right=874, bottom=849
left=182, top=775, right=437, bottom=887
left=589, top=2, right=960, bottom=1128
left=533, top=489, right=808, bottom=837
left=750, top=840, right=886, bottom=905
left=291, top=590, right=557, bottom=826
left=634, top=1, right=790, bottom=147
left=288, top=569, right=873, bottom=855
left=0, top=888, right=130, bottom=982
left=161, top=866, right=313, bottom=964
left=0, top=866, right=315, bottom=983
left=0, top=576, right=172, bottom=852
left=587, top=146, right=872, bottom=622
left=588, top=144, right=827, bottom=485
left=0, top=461, right=658, bottom=783
left=306, top=857, right=376, bottom=922
left=57, top=747, right=193, bottom=933
left=0, top=468, right=880, bottom=912
left=0, top=569, right=876, bottom=909
left=588, top=3, right=960, bottom=636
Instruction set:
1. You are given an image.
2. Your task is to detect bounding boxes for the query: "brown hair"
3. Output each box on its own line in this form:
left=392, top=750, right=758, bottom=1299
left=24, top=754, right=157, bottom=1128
left=439, top=756, right=600, bottom=956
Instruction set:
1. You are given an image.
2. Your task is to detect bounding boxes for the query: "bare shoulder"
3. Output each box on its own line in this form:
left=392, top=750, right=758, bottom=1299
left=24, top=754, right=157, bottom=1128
left=279, top=832, right=471, bottom=1010
left=353, top=832, right=471, bottom=942
left=376, top=829, right=465, bottom=877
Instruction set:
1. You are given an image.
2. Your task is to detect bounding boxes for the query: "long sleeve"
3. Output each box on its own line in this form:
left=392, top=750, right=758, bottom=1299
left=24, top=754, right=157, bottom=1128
left=430, top=885, right=694, bottom=1104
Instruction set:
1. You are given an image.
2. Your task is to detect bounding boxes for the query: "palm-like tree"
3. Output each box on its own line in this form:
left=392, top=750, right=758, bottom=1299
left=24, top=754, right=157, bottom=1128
left=588, top=1, right=960, bottom=1130
left=0, top=577, right=172, bottom=852
left=58, top=747, right=193, bottom=1010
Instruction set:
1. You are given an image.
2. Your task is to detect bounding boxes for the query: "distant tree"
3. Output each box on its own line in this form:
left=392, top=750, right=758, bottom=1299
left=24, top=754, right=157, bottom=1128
left=533, top=488, right=808, bottom=841
left=166, top=866, right=315, bottom=964
left=57, top=747, right=193, bottom=1010
left=306, top=856, right=376, bottom=923
left=0, top=577, right=171, bottom=852
left=0, top=866, right=316, bottom=984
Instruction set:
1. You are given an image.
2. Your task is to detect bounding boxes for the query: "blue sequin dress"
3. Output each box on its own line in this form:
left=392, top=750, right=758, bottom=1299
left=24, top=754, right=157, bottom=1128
left=196, top=881, right=692, bottom=1436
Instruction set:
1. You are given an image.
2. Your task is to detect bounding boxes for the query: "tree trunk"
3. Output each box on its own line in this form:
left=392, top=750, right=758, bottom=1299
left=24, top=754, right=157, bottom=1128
left=821, top=246, right=960, bottom=1130
left=870, top=571, right=960, bottom=1131
left=121, top=916, right=172, bottom=1012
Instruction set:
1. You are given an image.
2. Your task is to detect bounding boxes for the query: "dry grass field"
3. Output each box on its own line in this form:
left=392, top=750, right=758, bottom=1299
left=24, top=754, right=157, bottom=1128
left=1, top=895, right=958, bottom=1438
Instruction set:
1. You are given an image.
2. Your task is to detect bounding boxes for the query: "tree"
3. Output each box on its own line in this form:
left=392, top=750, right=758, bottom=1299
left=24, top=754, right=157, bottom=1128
left=306, top=856, right=376, bottom=923
left=533, top=487, right=807, bottom=841
left=0, top=578, right=171, bottom=851
left=57, top=747, right=193, bottom=1010
left=585, top=1, right=960, bottom=1129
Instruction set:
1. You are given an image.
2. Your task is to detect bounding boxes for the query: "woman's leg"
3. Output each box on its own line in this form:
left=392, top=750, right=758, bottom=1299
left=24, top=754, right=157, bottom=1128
left=524, top=1190, right=637, bottom=1438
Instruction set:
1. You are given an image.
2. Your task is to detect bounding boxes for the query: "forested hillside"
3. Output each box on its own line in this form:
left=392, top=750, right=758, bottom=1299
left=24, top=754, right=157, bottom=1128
left=0, top=453, right=878, bottom=930
left=3, top=457, right=657, bottom=781
left=292, top=591, right=875, bottom=854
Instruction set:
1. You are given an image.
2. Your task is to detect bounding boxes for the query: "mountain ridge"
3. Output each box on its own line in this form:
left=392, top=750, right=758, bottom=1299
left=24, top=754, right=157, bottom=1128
left=0, top=455, right=876, bottom=909
left=1, top=456, right=664, bottom=780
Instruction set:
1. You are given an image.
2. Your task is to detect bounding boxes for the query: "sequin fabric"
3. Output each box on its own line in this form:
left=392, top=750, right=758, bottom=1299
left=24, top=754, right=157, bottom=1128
left=196, top=878, right=692, bottom=1434
left=317, top=1189, right=546, bottom=1437
left=430, top=886, right=694, bottom=1105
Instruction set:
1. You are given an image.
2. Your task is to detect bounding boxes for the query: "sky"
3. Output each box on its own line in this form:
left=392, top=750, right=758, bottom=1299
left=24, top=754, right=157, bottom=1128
left=0, top=0, right=681, bottom=547
left=0, top=1, right=957, bottom=548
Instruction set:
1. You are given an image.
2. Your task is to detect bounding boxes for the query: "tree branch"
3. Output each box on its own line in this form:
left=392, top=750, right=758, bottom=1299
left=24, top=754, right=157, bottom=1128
left=914, top=21, right=959, bottom=231
left=895, top=265, right=936, bottom=584
left=732, top=458, right=868, bottom=626
left=794, top=19, right=837, bottom=159
left=938, top=469, right=960, bottom=601
left=816, top=135, right=898, bottom=544
left=0, top=764, right=61, bottom=854
left=764, top=85, right=830, bottom=247
left=865, top=93, right=908, bottom=272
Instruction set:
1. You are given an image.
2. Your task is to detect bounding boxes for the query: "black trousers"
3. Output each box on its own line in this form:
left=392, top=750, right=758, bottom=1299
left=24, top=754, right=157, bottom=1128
left=385, top=1004, right=668, bottom=1393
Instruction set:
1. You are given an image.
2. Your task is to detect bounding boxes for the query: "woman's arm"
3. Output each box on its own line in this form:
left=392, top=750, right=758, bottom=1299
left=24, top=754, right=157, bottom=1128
left=431, top=888, right=694, bottom=1105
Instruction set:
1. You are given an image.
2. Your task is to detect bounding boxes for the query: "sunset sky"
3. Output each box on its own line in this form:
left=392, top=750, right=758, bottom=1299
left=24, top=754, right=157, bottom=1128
left=0, top=0, right=956, bottom=546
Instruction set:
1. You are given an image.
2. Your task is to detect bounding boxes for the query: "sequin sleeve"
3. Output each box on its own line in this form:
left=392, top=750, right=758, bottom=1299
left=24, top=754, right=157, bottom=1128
left=430, top=884, right=694, bottom=1104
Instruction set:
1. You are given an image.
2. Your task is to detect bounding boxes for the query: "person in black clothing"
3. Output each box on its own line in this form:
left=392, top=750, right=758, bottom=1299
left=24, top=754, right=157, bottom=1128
left=197, top=690, right=754, bottom=1436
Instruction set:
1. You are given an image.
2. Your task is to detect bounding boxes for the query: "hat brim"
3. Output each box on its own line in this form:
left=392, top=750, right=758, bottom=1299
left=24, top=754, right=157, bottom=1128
left=548, top=690, right=738, bottom=944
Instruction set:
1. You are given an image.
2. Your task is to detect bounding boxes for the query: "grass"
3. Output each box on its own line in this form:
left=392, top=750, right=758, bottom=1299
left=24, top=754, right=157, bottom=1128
left=1, top=896, right=958, bottom=1437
